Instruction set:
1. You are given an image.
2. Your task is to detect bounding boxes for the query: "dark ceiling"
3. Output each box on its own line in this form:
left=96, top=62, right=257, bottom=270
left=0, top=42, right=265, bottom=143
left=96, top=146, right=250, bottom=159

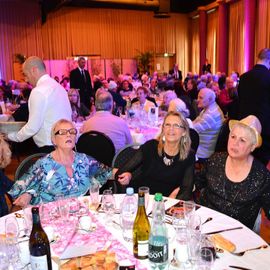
left=40, top=0, right=215, bottom=23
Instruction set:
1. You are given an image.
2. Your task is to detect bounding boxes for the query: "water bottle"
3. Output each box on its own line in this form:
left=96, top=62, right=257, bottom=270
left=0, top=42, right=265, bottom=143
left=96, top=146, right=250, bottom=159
left=120, top=187, right=137, bottom=242
left=148, top=193, right=168, bottom=269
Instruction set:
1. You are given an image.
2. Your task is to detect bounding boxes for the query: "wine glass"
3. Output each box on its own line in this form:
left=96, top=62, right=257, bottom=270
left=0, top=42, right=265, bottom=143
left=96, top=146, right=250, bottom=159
left=22, top=205, right=33, bottom=236
left=90, top=180, right=100, bottom=211
left=56, top=194, right=70, bottom=221
left=171, top=208, right=186, bottom=233
left=5, top=216, right=19, bottom=240
left=183, top=201, right=195, bottom=220
left=101, top=189, right=116, bottom=224
left=196, top=247, right=214, bottom=270
left=0, top=239, right=9, bottom=270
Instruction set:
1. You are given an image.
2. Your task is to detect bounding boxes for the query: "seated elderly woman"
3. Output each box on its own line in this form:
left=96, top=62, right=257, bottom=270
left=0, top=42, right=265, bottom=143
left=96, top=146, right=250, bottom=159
left=68, top=88, right=90, bottom=122
left=198, top=115, right=270, bottom=229
left=0, top=135, right=14, bottom=217
left=168, top=98, right=193, bottom=128
left=159, top=90, right=177, bottom=113
left=8, top=119, right=130, bottom=207
left=117, top=111, right=195, bottom=200
left=131, top=86, right=156, bottom=113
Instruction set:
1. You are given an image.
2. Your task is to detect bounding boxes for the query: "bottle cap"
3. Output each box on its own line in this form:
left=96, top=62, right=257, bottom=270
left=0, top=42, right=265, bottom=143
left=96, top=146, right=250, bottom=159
left=126, top=187, right=134, bottom=195
left=154, top=193, right=163, bottom=201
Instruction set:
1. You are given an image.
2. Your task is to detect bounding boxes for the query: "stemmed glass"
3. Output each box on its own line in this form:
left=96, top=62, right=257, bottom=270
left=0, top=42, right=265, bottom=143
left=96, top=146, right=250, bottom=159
left=5, top=216, right=23, bottom=268
left=195, top=248, right=214, bottom=270
left=90, top=180, right=100, bottom=211
left=101, top=189, right=116, bottom=224
left=0, top=239, right=9, bottom=270
left=183, top=201, right=196, bottom=220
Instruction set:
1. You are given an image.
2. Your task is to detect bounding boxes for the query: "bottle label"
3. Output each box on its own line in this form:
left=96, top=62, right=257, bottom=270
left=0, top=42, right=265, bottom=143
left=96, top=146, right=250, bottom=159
left=30, top=255, right=48, bottom=270
left=138, top=240, right=148, bottom=257
left=149, top=242, right=168, bottom=263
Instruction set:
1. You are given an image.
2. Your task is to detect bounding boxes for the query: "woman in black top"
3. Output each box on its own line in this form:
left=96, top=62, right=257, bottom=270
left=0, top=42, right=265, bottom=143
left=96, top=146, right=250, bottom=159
left=117, top=111, right=195, bottom=200
left=199, top=115, right=270, bottom=229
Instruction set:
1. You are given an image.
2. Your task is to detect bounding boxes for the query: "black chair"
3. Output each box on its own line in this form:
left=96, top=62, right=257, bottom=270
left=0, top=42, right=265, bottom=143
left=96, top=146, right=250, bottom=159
left=76, top=131, right=115, bottom=166
left=14, top=152, right=46, bottom=181
left=190, top=128, right=200, bottom=153
left=215, top=120, right=230, bottom=152
left=112, top=143, right=142, bottom=193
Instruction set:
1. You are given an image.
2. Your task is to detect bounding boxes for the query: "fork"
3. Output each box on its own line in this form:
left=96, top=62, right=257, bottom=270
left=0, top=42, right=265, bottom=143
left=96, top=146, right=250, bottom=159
left=231, top=244, right=268, bottom=256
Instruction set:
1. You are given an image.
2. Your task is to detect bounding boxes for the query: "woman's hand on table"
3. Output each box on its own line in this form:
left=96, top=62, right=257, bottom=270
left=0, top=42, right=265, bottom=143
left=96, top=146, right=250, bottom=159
left=13, top=193, right=32, bottom=208
left=117, top=172, right=132, bottom=185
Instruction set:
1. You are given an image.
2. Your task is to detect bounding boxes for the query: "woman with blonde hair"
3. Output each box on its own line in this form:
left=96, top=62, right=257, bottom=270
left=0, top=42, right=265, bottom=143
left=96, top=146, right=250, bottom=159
left=117, top=111, right=195, bottom=200
left=68, top=88, right=90, bottom=122
left=0, top=134, right=13, bottom=216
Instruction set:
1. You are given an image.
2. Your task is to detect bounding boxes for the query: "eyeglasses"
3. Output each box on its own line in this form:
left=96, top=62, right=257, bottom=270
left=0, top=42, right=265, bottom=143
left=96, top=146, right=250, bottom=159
left=164, top=123, right=185, bottom=130
left=54, top=128, right=77, bottom=136
left=69, top=94, right=78, bottom=97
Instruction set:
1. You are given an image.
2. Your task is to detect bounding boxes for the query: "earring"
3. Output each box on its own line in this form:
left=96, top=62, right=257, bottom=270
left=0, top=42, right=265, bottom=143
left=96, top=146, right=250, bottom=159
left=182, top=136, right=187, bottom=143
left=162, top=135, right=165, bottom=143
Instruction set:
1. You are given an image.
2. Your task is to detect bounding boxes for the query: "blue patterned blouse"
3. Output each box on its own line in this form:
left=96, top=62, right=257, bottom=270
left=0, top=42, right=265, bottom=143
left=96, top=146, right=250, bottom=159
left=9, top=152, right=112, bottom=205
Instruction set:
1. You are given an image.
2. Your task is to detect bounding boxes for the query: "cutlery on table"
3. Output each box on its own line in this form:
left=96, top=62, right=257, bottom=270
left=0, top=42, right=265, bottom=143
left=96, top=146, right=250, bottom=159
left=229, top=265, right=253, bottom=270
left=231, top=244, right=268, bottom=256
left=202, top=217, right=213, bottom=225
left=204, top=226, right=243, bottom=235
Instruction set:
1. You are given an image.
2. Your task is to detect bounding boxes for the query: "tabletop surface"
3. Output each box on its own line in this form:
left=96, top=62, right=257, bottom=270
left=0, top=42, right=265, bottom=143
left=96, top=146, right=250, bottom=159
left=0, top=194, right=269, bottom=270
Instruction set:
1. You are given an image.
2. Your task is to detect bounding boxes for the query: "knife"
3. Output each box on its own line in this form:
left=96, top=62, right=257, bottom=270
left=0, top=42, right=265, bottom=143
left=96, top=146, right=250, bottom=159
left=204, top=226, right=243, bottom=235
left=229, top=265, right=253, bottom=270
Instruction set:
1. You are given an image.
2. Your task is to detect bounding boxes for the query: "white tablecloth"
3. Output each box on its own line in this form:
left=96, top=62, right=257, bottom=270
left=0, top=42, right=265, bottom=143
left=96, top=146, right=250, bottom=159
left=1, top=195, right=269, bottom=269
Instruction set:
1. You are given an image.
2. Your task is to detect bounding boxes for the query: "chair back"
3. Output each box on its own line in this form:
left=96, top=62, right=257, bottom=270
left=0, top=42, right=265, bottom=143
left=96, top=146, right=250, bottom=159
left=215, top=120, right=230, bottom=152
left=112, top=143, right=142, bottom=193
left=76, top=131, right=115, bottom=166
left=14, top=153, right=46, bottom=181
left=190, top=128, right=200, bottom=153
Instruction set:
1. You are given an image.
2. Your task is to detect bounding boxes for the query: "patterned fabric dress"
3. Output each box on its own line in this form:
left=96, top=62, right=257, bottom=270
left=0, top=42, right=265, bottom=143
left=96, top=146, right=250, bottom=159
left=9, top=152, right=112, bottom=205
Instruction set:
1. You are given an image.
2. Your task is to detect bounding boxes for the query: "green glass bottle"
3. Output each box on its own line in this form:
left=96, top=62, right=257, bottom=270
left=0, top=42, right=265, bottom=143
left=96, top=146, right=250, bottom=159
left=133, top=190, right=150, bottom=259
left=29, top=207, right=52, bottom=270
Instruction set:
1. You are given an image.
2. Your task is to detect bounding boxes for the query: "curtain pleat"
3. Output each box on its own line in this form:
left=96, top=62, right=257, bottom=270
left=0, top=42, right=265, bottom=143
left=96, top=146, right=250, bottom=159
left=228, top=1, right=244, bottom=75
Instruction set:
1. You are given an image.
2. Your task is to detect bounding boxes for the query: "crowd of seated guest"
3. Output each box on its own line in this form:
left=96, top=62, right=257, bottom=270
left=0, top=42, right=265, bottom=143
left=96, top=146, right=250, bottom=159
left=2, top=53, right=270, bottom=242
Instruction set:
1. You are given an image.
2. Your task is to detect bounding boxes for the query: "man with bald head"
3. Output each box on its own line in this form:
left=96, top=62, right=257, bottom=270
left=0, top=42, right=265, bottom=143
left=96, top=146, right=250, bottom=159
left=8, top=56, right=72, bottom=152
left=81, top=90, right=132, bottom=153
left=193, top=88, right=224, bottom=160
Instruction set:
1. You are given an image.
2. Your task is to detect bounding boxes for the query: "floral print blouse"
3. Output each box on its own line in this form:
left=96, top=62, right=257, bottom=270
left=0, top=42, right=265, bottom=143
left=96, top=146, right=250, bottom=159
left=9, top=152, right=112, bottom=205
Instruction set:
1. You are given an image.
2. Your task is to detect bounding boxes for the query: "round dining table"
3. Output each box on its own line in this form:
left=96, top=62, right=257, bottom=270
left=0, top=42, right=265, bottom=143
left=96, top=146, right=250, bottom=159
left=1, top=194, right=269, bottom=270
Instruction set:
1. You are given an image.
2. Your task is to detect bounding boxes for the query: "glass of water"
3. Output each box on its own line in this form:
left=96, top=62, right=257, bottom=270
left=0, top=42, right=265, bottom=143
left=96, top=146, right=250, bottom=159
left=101, top=189, right=116, bottom=224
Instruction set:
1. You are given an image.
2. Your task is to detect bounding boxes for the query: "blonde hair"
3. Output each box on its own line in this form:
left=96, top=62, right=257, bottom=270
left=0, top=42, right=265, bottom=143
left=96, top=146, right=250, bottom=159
left=68, top=88, right=81, bottom=108
left=0, top=134, right=12, bottom=168
left=157, top=111, right=191, bottom=160
left=51, top=119, right=75, bottom=144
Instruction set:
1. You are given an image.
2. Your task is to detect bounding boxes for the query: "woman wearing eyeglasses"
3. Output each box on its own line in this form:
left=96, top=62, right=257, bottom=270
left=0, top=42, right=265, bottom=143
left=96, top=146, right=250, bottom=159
left=117, top=111, right=195, bottom=200
left=9, top=119, right=129, bottom=207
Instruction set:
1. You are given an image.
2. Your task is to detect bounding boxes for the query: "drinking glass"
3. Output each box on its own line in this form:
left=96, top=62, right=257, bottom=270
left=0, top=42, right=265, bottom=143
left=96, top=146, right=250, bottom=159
left=183, top=201, right=195, bottom=219
left=197, top=248, right=214, bottom=270
left=171, top=208, right=186, bottom=233
left=187, top=214, right=201, bottom=233
left=200, top=235, right=216, bottom=261
left=56, top=194, right=70, bottom=221
left=0, top=239, right=9, bottom=270
left=90, top=181, right=100, bottom=211
left=22, top=205, right=33, bottom=236
left=138, top=186, right=149, bottom=210
left=101, top=189, right=116, bottom=224
left=5, top=216, right=19, bottom=240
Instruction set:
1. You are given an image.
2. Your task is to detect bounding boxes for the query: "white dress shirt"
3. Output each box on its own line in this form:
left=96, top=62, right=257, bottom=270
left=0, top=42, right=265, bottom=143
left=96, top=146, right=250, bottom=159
left=8, top=74, right=72, bottom=147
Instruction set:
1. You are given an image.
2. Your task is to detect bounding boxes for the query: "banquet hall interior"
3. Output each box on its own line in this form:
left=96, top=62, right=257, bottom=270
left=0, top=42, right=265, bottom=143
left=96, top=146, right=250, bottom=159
left=1, top=0, right=270, bottom=253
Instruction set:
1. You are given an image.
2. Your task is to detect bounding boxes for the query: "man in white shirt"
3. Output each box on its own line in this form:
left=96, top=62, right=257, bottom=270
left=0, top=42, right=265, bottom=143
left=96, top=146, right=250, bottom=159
left=8, top=56, right=72, bottom=152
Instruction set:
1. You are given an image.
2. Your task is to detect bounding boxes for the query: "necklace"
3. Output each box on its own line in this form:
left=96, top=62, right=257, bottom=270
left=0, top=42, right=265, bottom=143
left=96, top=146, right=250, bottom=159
left=163, top=151, right=177, bottom=166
